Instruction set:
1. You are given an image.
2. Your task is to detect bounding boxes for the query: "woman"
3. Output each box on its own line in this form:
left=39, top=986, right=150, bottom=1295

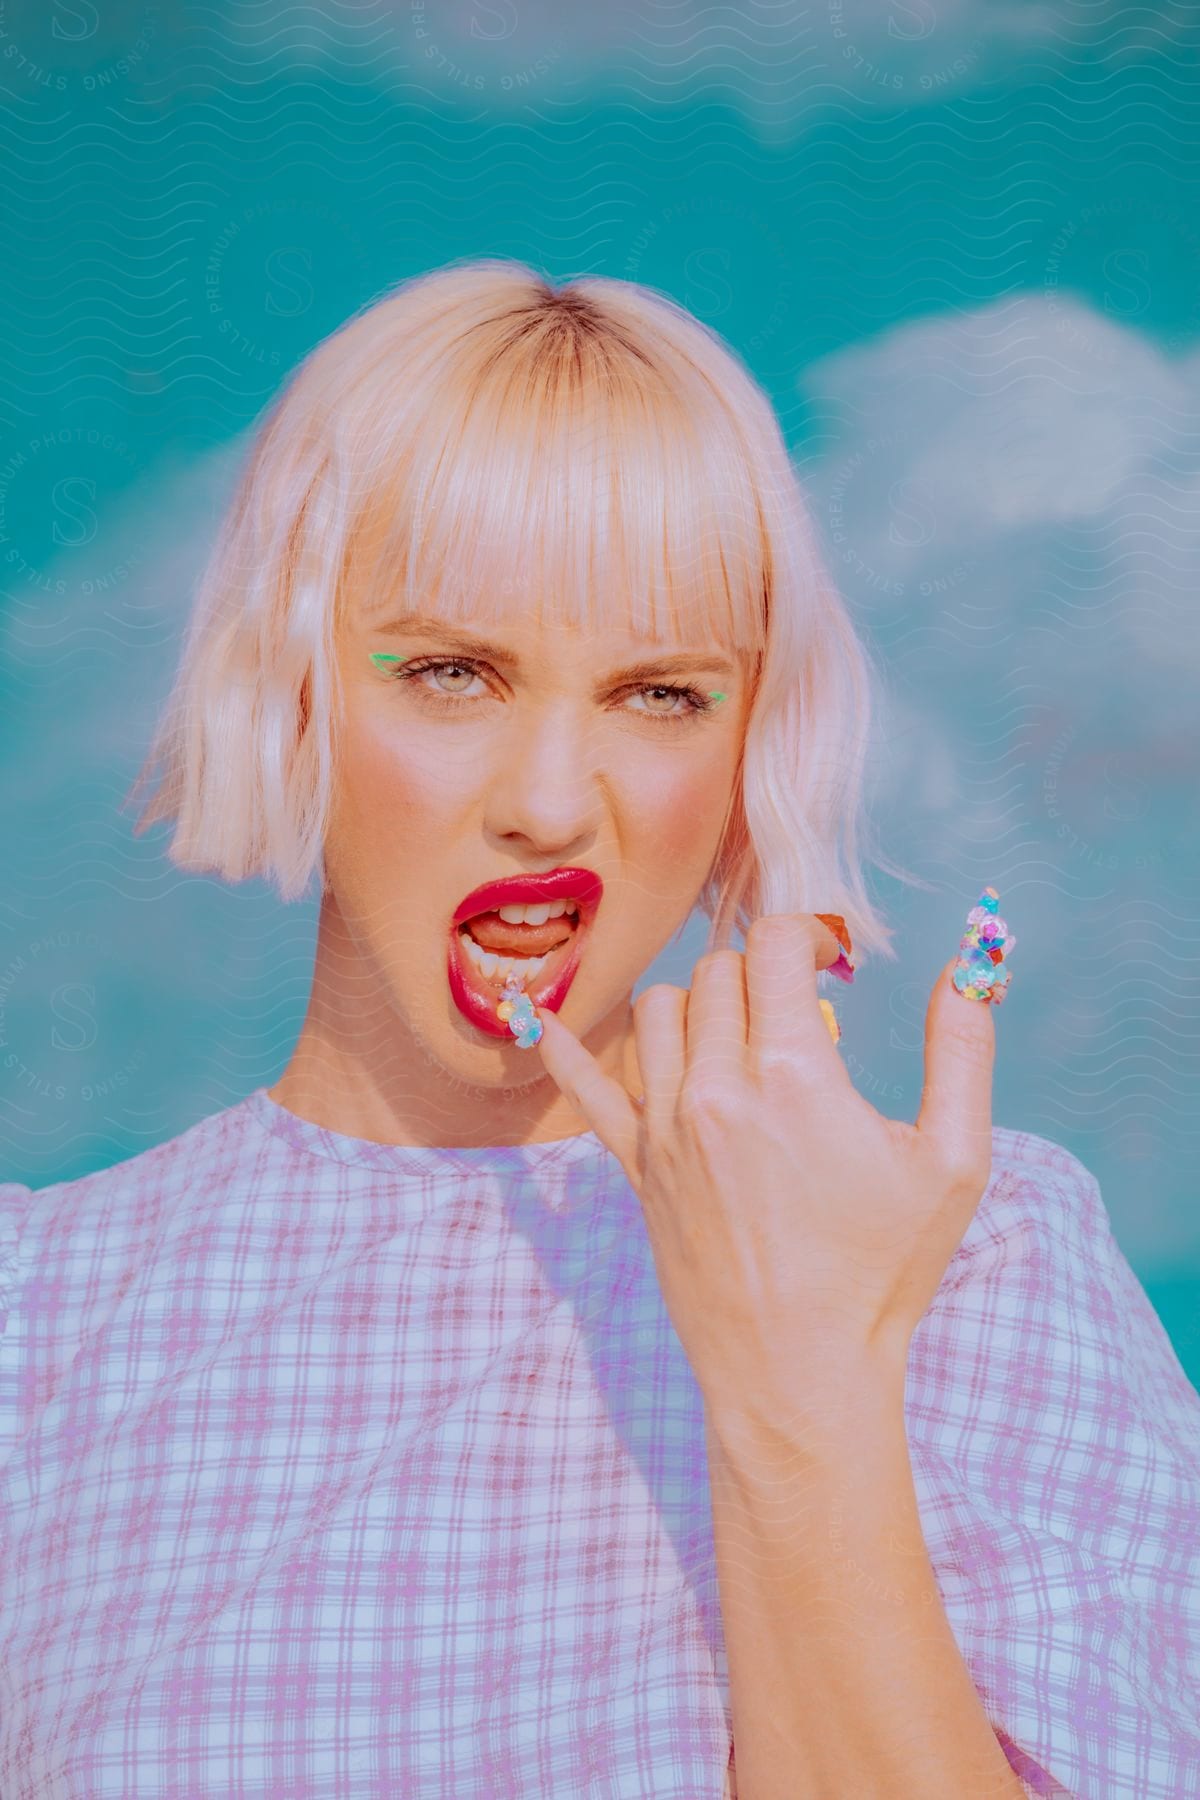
left=2, top=260, right=1197, bottom=1798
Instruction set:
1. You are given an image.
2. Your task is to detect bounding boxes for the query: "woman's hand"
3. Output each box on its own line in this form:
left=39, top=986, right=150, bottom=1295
left=532, top=913, right=996, bottom=1426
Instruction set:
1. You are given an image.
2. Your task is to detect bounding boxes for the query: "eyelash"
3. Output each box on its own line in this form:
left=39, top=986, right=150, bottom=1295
left=384, top=655, right=721, bottom=726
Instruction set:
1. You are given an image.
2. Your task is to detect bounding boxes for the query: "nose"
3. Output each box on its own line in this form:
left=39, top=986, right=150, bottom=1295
left=485, top=699, right=603, bottom=849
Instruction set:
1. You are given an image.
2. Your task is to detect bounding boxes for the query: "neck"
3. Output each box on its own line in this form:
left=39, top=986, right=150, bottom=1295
left=268, top=892, right=643, bottom=1150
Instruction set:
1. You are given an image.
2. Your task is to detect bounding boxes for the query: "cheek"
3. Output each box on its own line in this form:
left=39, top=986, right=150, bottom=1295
left=624, top=750, right=734, bottom=871
left=330, top=710, right=465, bottom=855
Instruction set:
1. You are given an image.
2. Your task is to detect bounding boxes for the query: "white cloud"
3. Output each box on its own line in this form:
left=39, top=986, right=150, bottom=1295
left=801, top=291, right=1200, bottom=671
left=175, top=0, right=1112, bottom=135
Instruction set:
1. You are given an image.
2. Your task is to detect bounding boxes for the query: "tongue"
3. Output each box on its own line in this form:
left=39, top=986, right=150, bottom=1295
left=465, top=910, right=577, bottom=956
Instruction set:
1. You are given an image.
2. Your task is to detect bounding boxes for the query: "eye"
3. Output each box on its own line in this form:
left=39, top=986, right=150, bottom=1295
left=622, top=683, right=719, bottom=722
left=398, top=656, right=488, bottom=699
left=378, top=655, right=723, bottom=726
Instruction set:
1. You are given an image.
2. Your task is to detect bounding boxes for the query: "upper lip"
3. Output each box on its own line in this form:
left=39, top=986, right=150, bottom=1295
left=452, top=867, right=604, bottom=930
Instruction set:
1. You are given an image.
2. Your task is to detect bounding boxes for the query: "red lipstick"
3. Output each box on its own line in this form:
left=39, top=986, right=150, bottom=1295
left=447, top=867, right=604, bottom=1040
left=452, top=867, right=604, bottom=930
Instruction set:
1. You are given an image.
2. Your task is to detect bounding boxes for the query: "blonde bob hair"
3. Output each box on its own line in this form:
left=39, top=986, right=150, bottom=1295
left=128, top=257, right=909, bottom=966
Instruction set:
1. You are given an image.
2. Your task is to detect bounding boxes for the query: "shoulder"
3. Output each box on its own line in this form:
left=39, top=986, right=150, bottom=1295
left=987, top=1119, right=1100, bottom=1190
left=987, top=1120, right=1104, bottom=1212
left=911, top=1127, right=1200, bottom=1800
left=919, top=1121, right=1109, bottom=1345
left=921, top=1123, right=1200, bottom=1445
left=0, top=1094, right=261, bottom=1335
left=937, top=1121, right=1111, bottom=1298
left=931, top=1121, right=1148, bottom=1346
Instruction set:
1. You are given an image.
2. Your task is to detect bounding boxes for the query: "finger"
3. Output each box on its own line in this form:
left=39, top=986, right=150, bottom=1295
left=915, top=956, right=996, bottom=1192
left=633, top=983, right=688, bottom=1137
left=743, top=913, right=857, bottom=1093
left=533, top=1004, right=644, bottom=1187
left=683, top=950, right=746, bottom=1080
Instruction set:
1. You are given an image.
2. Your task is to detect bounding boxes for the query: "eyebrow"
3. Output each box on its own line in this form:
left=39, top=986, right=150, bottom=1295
left=365, top=613, right=737, bottom=682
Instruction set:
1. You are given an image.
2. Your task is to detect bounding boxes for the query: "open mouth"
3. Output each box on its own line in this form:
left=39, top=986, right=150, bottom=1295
left=457, top=902, right=579, bottom=984
left=446, top=898, right=595, bottom=1039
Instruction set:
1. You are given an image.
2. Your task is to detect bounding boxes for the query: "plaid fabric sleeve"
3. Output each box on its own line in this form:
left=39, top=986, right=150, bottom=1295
left=904, top=1133, right=1200, bottom=1800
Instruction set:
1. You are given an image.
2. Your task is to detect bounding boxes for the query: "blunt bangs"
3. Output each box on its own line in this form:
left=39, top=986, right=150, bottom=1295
left=344, top=305, right=768, bottom=662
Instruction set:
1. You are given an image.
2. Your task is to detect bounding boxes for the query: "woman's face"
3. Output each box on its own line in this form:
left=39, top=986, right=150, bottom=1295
left=309, top=601, right=751, bottom=1144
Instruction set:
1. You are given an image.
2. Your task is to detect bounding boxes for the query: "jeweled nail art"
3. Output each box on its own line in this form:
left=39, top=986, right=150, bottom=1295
left=815, top=912, right=856, bottom=985
left=818, top=997, right=841, bottom=1044
left=951, top=886, right=1017, bottom=1005
left=496, top=970, right=543, bottom=1048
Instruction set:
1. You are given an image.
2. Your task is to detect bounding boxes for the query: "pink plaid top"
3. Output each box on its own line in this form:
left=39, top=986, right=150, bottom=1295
left=1, top=1088, right=1198, bottom=1799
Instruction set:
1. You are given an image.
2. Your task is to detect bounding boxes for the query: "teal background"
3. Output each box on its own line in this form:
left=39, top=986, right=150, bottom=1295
left=1, top=4, right=1197, bottom=1383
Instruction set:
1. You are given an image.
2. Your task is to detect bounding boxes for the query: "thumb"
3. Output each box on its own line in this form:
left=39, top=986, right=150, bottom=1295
left=915, top=956, right=996, bottom=1195
left=532, top=1003, right=644, bottom=1188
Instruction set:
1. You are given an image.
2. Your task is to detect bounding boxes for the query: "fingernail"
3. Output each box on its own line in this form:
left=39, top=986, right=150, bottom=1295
left=818, top=997, right=842, bottom=1044
left=815, top=912, right=856, bottom=985
left=951, top=887, right=1016, bottom=1005
left=498, top=973, right=543, bottom=1048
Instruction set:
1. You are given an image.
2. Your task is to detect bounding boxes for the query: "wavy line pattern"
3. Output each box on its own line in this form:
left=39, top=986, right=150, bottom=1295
left=1, top=3, right=1197, bottom=1325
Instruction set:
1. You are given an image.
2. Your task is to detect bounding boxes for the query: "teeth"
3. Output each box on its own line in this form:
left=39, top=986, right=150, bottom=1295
left=496, top=899, right=579, bottom=925
left=458, top=929, right=550, bottom=984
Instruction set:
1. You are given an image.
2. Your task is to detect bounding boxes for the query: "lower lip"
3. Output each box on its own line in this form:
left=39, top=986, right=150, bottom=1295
left=446, top=920, right=588, bottom=1039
